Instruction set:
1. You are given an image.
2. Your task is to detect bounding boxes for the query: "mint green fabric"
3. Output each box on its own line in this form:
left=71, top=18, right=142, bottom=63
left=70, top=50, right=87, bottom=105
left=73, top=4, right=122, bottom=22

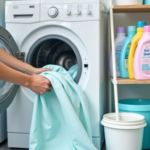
left=29, top=65, right=97, bottom=150
left=68, top=64, right=78, bottom=79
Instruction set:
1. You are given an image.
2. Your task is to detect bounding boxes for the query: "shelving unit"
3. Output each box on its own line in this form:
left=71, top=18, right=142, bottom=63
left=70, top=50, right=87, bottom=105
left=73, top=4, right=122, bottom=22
left=113, top=5, right=150, bottom=13
left=109, top=0, right=150, bottom=120
left=111, top=78, right=150, bottom=84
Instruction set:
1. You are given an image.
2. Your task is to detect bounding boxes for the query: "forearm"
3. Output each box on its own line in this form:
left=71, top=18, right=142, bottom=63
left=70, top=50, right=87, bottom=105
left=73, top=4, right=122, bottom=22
left=0, top=48, right=34, bottom=74
left=0, top=62, right=30, bottom=87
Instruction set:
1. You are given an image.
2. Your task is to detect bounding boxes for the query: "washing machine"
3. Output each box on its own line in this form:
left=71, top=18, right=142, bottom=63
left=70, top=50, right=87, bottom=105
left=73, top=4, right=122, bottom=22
left=0, top=0, right=107, bottom=149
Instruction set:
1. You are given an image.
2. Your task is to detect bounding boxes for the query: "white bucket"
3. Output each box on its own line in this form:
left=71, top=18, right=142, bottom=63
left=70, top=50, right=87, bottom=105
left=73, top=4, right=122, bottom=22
left=113, top=0, right=143, bottom=5
left=101, top=113, right=147, bottom=150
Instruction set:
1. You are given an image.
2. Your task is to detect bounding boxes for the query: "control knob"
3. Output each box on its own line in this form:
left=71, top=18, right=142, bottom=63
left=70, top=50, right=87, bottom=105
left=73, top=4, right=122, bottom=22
left=76, top=9, right=81, bottom=15
left=86, top=9, right=91, bottom=15
left=66, top=9, right=71, bottom=16
left=48, top=7, right=59, bottom=18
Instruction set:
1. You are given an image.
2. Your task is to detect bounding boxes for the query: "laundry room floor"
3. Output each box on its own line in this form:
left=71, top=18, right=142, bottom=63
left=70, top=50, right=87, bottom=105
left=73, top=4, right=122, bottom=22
left=0, top=140, right=27, bottom=150
left=0, top=140, right=106, bottom=150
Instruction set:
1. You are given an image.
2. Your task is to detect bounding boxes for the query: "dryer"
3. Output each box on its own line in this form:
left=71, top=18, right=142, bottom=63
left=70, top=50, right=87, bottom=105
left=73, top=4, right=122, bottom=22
left=0, top=0, right=107, bottom=149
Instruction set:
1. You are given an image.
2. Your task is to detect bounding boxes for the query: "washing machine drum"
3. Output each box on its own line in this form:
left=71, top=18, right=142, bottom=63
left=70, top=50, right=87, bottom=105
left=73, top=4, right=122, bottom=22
left=27, top=36, right=82, bottom=83
left=0, top=39, right=13, bottom=101
left=36, top=40, right=77, bottom=70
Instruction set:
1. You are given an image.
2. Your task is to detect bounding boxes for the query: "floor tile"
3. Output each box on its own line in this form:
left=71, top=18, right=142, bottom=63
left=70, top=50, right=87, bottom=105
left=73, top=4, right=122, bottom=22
left=0, top=140, right=28, bottom=150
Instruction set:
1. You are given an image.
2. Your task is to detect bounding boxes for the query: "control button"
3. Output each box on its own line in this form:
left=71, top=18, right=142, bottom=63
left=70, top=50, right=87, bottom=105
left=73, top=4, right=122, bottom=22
left=86, top=4, right=91, bottom=15
left=48, top=7, right=59, bottom=18
left=66, top=9, right=71, bottom=16
left=76, top=5, right=81, bottom=15
left=76, top=9, right=81, bottom=15
left=86, top=9, right=91, bottom=15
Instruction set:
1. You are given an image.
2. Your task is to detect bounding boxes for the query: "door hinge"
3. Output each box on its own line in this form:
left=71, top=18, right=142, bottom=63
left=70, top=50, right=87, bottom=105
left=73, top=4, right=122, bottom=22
left=16, top=52, right=25, bottom=62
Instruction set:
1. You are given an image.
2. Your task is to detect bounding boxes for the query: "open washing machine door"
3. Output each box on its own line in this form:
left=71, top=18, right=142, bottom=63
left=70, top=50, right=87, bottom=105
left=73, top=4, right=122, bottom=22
left=0, top=26, right=19, bottom=113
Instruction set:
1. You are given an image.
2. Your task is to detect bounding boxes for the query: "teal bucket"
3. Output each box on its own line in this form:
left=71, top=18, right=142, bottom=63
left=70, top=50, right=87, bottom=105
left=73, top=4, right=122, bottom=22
left=119, top=99, right=150, bottom=149
left=144, top=0, right=150, bottom=4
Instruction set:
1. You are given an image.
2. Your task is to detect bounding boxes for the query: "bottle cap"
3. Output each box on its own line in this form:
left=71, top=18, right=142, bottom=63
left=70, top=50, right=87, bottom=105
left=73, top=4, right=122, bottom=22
left=137, top=21, right=146, bottom=28
left=128, top=26, right=136, bottom=32
left=117, top=27, right=126, bottom=33
left=144, top=26, right=150, bottom=32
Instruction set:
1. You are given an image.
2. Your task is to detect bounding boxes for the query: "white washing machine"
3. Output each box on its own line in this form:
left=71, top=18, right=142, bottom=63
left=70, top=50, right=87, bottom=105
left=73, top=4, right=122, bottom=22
left=0, top=0, right=107, bottom=149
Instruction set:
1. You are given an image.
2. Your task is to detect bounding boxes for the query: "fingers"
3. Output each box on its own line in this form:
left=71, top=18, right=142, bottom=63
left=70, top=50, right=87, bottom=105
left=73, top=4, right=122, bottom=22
left=30, top=74, right=53, bottom=95
left=44, top=78, right=50, bottom=84
left=44, top=78, right=53, bottom=89
left=39, top=91, right=44, bottom=95
left=49, top=85, right=53, bottom=89
left=45, top=80, right=53, bottom=90
left=39, top=90, right=51, bottom=94
left=45, top=90, right=51, bottom=93
left=46, top=86, right=52, bottom=91
left=47, top=80, right=51, bottom=84
left=43, top=78, right=53, bottom=93
left=40, top=84, right=52, bottom=95
left=45, top=68, right=51, bottom=72
left=38, top=89, right=51, bottom=95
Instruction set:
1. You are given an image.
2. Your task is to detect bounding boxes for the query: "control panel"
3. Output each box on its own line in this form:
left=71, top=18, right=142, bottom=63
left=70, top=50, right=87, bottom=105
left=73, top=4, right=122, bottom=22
left=40, top=3, right=103, bottom=22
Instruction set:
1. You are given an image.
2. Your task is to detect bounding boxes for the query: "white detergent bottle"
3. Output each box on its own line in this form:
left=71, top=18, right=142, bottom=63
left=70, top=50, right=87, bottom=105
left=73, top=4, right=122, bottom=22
left=109, top=27, right=126, bottom=77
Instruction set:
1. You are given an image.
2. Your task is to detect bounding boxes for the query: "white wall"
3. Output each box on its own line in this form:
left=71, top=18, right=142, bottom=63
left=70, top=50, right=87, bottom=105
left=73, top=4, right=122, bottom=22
left=114, top=13, right=150, bottom=36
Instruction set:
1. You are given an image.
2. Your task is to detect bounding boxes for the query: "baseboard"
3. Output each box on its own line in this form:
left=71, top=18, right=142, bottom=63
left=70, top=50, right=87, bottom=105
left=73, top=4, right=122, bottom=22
left=7, top=133, right=29, bottom=148
left=8, top=133, right=104, bottom=149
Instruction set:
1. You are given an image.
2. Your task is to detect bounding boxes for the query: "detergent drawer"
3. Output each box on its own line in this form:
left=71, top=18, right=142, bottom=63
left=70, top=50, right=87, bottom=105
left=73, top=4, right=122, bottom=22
left=5, top=1, right=40, bottom=23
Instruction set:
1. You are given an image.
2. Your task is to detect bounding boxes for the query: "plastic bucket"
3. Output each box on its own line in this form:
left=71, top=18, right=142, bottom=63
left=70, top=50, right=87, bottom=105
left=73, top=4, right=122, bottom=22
left=114, top=0, right=143, bottom=5
left=144, top=0, right=150, bottom=4
left=119, top=99, right=150, bottom=149
left=101, top=113, right=147, bottom=150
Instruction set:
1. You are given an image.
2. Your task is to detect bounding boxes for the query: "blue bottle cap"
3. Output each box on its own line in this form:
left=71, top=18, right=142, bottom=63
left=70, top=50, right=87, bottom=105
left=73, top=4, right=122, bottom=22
left=137, top=21, right=146, bottom=28
left=128, top=26, right=136, bottom=32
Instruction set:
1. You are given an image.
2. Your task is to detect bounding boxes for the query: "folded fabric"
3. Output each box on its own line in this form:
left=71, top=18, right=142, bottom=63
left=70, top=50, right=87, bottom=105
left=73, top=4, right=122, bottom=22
left=29, top=65, right=97, bottom=150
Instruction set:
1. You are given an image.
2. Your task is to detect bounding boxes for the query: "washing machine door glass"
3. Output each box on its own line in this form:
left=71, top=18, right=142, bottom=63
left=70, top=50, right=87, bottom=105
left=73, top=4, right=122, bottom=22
left=0, top=26, right=19, bottom=113
left=0, top=39, right=13, bottom=100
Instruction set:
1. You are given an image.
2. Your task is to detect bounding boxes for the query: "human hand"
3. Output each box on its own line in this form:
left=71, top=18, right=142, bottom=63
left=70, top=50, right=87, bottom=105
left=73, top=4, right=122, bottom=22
left=27, top=75, right=52, bottom=95
left=31, top=68, right=51, bottom=76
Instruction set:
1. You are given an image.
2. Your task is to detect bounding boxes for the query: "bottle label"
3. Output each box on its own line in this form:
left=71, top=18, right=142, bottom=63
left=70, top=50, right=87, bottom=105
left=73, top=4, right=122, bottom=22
left=115, top=44, right=122, bottom=71
left=125, top=43, right=131, bottom=69
left=141, top=43, right=150, bottom=75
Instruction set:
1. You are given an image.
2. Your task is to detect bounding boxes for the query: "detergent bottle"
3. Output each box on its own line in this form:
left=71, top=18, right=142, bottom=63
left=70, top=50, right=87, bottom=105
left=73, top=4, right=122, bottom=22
left=128, top=21, right=146, bottom=79
left=120, top=26, right=136, bottom=78
left=109, top=27, right=126, bottom=77
left=134, top=26, right=150, bottom=80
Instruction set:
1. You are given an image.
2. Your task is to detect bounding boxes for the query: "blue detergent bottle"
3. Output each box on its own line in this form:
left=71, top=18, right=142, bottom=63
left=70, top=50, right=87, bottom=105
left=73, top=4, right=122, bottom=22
left=120, top=26, right=137, bottom=78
